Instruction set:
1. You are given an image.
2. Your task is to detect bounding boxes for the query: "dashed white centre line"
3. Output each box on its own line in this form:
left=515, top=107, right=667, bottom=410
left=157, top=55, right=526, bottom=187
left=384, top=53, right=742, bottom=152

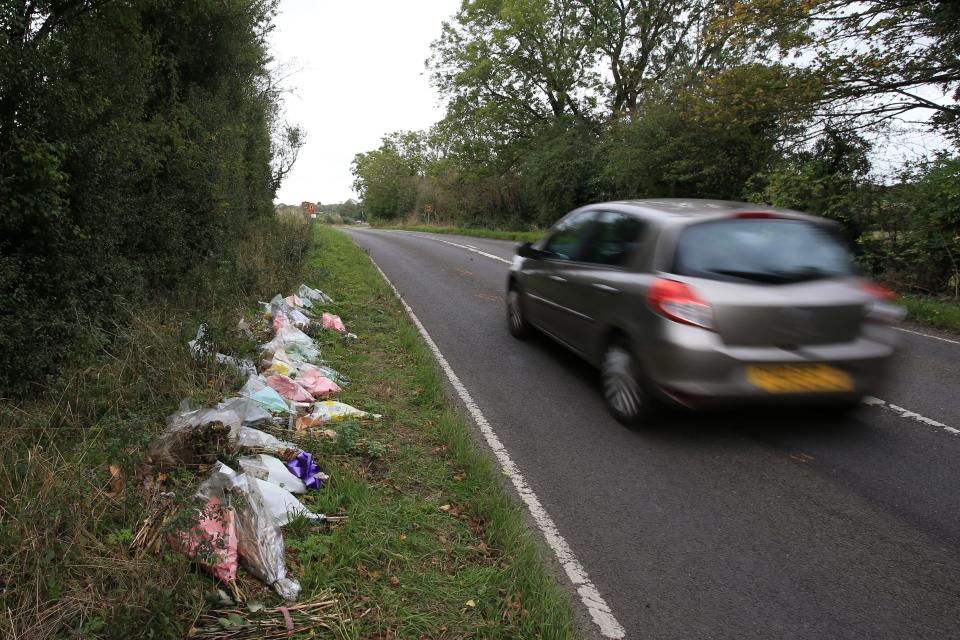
left=863, top=397, right=959, bottom=436
left=366, top=255, right=627, bottom=639
left=405, top=232, right=513, bottom=264
left=894, top=326, right=960, bottom=345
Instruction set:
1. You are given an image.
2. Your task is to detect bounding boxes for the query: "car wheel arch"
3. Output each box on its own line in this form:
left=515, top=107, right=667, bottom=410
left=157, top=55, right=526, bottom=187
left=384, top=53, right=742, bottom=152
left=596, top=325, right=631, bottom=366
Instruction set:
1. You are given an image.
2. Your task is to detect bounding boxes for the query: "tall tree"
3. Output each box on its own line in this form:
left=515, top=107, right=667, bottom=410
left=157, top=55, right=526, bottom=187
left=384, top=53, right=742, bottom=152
left=545, top=0, right=812, bottom=115
left=429, top=0, right=596, bottom=136
left=725, top=0, right=960, bottom=138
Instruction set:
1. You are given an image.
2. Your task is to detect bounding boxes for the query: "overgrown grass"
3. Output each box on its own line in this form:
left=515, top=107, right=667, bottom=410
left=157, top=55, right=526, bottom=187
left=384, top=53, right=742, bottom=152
left=373, top=223, right=544, bottom=244
left=899, top=295, right=960, bottom=333
left=288, top=225, right=578, bottom=638
left=0, top=215, right=312, bottom=638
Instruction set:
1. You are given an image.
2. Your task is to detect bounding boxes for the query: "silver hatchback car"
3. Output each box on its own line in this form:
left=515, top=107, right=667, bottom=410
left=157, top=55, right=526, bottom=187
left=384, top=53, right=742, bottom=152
left=506, top=199, right=903, bottom=424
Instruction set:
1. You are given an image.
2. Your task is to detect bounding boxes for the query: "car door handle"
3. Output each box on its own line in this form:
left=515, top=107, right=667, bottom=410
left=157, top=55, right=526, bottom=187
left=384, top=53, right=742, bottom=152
left=591, top=283, right=619, bottom=294
left=548, top=275, right=567, bottom=283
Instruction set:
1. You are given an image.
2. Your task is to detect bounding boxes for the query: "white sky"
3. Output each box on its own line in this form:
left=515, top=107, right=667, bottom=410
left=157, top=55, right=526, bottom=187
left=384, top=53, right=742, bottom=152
left=269, top=0, right=460, bottom=205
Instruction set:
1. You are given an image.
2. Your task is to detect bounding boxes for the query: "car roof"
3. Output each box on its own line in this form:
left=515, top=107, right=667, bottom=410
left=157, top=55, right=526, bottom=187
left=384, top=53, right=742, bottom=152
left=584, top=198, right=828, bottom=226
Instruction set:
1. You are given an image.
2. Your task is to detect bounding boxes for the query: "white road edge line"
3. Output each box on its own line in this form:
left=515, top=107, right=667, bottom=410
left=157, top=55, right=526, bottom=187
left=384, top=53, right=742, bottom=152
left=367, top=255, right=627, bottom=639
left=863, top=396, right=960, bottom=436
left=893, top=326, right=960, bottom=345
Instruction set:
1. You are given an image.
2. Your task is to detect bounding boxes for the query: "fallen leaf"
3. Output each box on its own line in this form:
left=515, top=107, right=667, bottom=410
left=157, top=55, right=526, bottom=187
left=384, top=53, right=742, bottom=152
left=106, top=464, right=124, bottom=500
left=465, top=599, right=476, bottom=608
left=439, top=504, right=451, bottom=512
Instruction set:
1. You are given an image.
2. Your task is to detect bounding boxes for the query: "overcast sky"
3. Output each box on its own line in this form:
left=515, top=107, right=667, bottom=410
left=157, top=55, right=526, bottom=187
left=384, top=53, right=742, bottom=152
left=269, top=0, right=460, bottom=206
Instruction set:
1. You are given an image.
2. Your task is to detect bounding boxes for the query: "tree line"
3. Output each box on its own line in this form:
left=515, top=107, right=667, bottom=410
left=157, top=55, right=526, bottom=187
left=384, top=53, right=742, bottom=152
left=351, top=0, right=960, bottom=296
left=0, top=0, right=303, bottom=393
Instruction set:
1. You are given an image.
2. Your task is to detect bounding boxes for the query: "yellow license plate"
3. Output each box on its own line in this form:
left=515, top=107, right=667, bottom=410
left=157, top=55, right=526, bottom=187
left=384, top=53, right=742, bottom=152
left=746, top=364, right=853, bottom=393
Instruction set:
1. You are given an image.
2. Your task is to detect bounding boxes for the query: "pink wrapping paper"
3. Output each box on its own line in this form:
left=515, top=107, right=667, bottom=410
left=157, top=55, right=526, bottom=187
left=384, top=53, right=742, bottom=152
left=321, top=312, right=345, bottom=332
left=168, top=496, right=238, bottom=583
left=296, top=365, right=340, bottom=396
left=266, top=374, right=314, bottom=402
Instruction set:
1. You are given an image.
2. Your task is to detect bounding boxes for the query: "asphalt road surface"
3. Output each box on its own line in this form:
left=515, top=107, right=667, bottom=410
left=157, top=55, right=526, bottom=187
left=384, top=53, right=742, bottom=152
left=344, top=227, right=960, bottom=640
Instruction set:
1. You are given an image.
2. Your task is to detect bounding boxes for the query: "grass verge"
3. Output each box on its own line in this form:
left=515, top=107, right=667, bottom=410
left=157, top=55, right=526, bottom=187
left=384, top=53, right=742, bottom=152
left=373, top=223, right=543, bottom=244
left=899, top=294, right=960, bottom=333
left=289, top=225, right=578, bottom=638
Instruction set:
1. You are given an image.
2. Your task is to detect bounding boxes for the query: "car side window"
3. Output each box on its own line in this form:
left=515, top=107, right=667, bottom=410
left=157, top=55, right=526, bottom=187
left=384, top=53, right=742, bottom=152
left=578, top=211, right=646, bottom=266
left=542, top=211, right=595, bottom=261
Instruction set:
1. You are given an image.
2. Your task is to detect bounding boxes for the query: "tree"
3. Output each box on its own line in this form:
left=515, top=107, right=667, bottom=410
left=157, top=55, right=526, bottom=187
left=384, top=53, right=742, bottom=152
left=429, top=0, right=596, bottom=136
left=745, top=127, right=873, bottom=235
left=579, top=0, right=810, bottom=115
left=270, top=123, right=305, bottom=194
left=725, top=0, right=960, bottom=139
left=351, top=137, right=419, bottom=220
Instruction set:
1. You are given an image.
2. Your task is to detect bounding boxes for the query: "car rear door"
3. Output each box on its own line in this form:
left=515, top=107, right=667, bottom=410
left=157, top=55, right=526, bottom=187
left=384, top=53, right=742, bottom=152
left=547, top=211, right=649, bottom=358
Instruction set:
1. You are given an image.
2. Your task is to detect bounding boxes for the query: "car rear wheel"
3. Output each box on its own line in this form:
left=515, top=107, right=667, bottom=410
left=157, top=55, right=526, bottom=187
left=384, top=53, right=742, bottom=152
left=601, top=340, right=656, bottom=425
left=506, top=285, right=531, bottom=339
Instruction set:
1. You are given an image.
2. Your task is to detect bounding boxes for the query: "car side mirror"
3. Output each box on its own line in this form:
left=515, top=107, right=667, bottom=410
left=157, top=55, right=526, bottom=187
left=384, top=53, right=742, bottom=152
left=516, top=241, right=534, bottom=258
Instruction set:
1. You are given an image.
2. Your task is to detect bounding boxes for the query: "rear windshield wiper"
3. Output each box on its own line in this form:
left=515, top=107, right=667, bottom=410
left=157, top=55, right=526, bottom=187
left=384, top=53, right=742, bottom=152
left=706, top=268, right=793, bottom=283
left=706, top=266, right=839, bottom=284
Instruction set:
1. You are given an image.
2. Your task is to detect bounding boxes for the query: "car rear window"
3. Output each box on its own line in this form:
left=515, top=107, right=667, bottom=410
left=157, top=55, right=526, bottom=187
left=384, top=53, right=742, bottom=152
left=672, top=219, right=855, bottom=284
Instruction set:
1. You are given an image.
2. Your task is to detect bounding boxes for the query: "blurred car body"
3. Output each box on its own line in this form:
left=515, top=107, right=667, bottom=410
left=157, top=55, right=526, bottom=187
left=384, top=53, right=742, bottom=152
left=505, top=199, right=903, bottom=424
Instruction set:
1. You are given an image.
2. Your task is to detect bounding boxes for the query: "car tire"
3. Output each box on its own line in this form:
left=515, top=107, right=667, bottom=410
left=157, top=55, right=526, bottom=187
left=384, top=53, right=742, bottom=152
left=506, top=285, right=531, bottom=339
left=601, top=339, right=657, bottom=426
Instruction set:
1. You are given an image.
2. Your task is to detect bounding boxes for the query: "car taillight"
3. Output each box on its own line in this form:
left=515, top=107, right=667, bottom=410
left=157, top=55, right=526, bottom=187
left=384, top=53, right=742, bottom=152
left=861, top=280, right=905, bottom=324
left=861, top=281, right=896, bottom=301
left=646, top=278, right=714, bottom=330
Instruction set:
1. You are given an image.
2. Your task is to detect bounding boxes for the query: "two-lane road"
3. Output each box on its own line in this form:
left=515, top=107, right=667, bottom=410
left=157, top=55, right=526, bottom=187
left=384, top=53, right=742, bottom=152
left=345, top=227, right=960, bottom=640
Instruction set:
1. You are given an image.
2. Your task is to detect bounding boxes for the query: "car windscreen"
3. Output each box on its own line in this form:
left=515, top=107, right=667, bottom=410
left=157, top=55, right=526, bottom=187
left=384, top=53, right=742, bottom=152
left=672, top=218, right=856, bottom=284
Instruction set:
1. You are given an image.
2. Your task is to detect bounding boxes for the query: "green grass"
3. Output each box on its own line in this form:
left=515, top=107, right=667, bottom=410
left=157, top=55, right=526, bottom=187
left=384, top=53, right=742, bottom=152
left=374, top=223, right=544, bottom=244
left=899, top=295, right=960, bottom=333
left=286, top=225, right=579, bottom=638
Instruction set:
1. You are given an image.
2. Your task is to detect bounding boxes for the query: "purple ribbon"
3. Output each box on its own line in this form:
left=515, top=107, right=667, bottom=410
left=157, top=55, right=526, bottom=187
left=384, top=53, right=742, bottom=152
left=285, top=451, right=329, bottom=490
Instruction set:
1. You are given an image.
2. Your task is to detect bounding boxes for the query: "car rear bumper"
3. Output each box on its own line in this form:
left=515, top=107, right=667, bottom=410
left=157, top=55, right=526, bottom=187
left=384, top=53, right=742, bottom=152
left=638, top=321, right=898, bottom=407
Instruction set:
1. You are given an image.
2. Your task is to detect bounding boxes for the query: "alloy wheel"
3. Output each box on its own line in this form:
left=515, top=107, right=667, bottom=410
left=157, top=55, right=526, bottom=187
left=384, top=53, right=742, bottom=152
left=602, top=343, right=644, bottom=422
left=507, top=287, right=529, bottom=338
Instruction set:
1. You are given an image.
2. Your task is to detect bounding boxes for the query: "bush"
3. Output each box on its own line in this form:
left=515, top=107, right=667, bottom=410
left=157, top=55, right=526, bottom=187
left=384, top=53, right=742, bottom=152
left=0, top=0, right=283, bottom=396
left=859, top=153, right=960, bottom=295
